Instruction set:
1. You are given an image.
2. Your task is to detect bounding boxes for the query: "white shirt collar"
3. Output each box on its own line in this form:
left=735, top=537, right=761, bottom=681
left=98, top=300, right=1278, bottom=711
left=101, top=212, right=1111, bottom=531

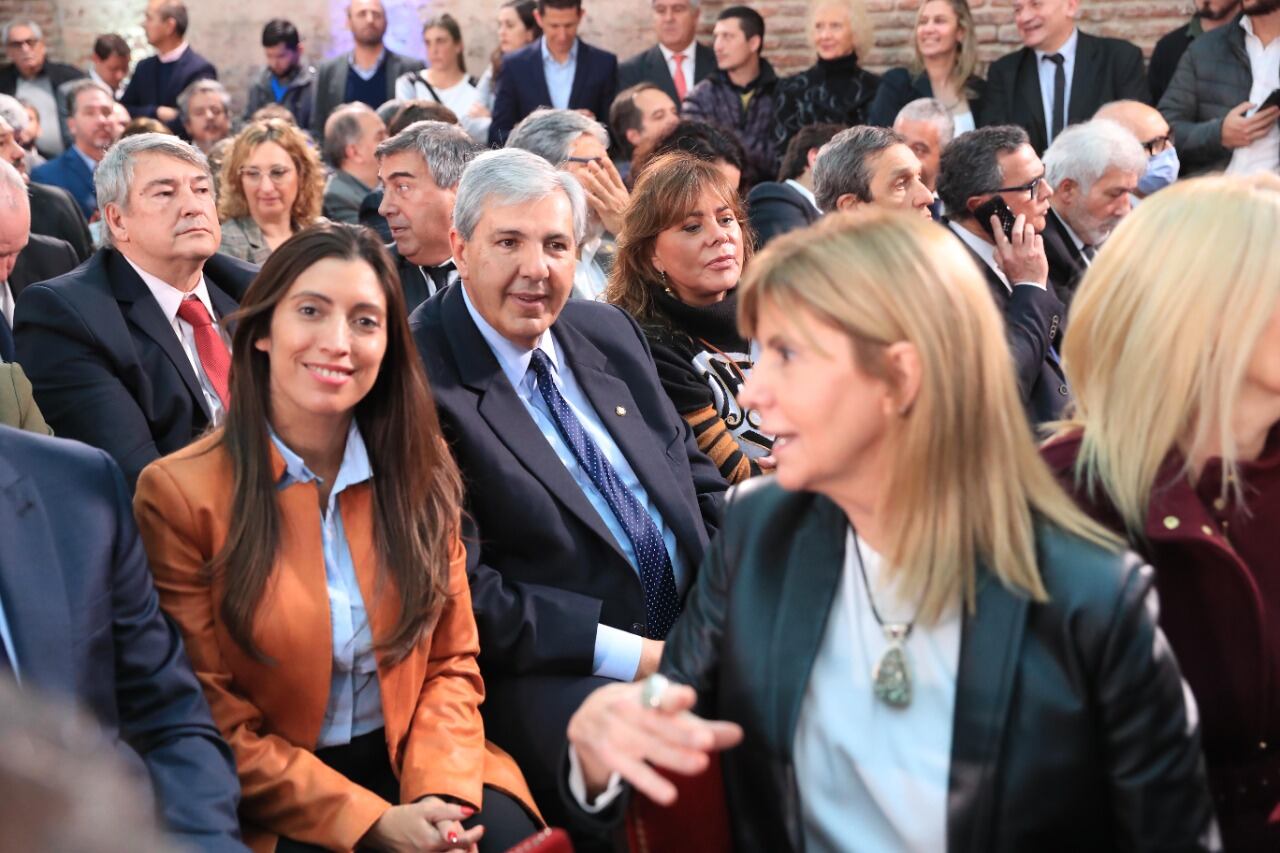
left=1035, top=27, right=1078, bottom=62
left=947, top=220, right=1010, bottom=292
left=785, top=178, right=820, bottom=212
left=157, top=42, right=190, bottom=64
left=123, top=256, right=218, bottom=326
left=459, top=278, right=561, bottom=393
left=658, top=41, right=695, bottom=62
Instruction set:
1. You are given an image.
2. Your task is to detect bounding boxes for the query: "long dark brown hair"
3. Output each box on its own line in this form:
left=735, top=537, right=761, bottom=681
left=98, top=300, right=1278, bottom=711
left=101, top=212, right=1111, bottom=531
left=214, top=222, right=463, bottom=662
left=489, top=0, right=540, bottom=82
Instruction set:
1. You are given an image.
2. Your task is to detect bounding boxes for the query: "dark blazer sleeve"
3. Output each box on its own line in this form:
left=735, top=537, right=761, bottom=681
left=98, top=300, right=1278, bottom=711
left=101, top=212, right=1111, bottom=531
left=977, top=55, right=1015, bottom=128
left=119, top=60, right=159, bottom=118
left=1113, top=40, right=1151, bottom=105
left=1002, top=284, right=1063, bottom=405
left=98, top=448, right=244, bottom=849
left=488, top=54, right=525, bottom=145
left=617, top=49, right=649, bottom=93
left=589, top=48, right=619, bottom=124
left=747, top=187, right=809, bottom=247
left=866, top=67, right=921, bottom=127
left=1147, top=30, right=1188, bottom=105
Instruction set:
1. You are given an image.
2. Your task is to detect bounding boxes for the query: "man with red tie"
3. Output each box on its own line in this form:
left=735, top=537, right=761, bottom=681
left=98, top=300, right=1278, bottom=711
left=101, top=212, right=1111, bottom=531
left=14, top=133, right=256, bottom=490
left=617, top=0, right=716, bottom=109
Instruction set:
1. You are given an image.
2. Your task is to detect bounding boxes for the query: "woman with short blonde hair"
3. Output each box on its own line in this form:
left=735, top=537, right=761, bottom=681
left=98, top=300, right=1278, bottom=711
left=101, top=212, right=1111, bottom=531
left=567, top=209, right=1215, bottom=851
left=1044, top=173, right=1280, bottom=852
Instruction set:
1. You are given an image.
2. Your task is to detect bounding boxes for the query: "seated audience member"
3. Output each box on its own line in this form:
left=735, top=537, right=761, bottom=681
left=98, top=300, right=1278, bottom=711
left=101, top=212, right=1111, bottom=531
left=0, top=102, right=93, bottom=261
left=15, top=133, right=256, bottom=490
left=247, top=103, right=296, bottom=125
left=774, top=0, right=880, bottom=155
left=488, top=0, right=619, bottom=146
left=936, top=124, right=1067, bottom=424
left=244, top=19, right=316, bottom=130
left=607, top=153, right=773, bottom=483
left=1, top=19, right=85, bottom=158
left=123, top=115, right=174, bottom=137
left=639, top=117, right=747, bottom=190
left=619, top=0, right=715, bottom=106
left=311, top=0, right=423, bottom=139
left=321, top=103, right=386, bottom=225
left=15, top=98, right=45, bottom=170
left=476, top=1, right=542, bottom=111
left=1159, top=0, right=1280, bottom=177
left=135, top=223, right=541, bottom=853
left=812, top=125, right=934, bottom=219
left=395, top=14, right=490, bottom=144
left=377, top=120, right=481, bottom=311
left=1040, top=118, right=1144, bottom=301
left=410, top=148, right=726, bottom=835
left=1148, top=0, right=1240, bottom=105
left=121, top=0, right=218, bottom=127
left=564, top=208, right=1217, bottom=852
left=893, top=97, right=954, bottom=217
left=1094, top=99, right=1181, bottom=198
left=31, top=79, right=117, bottom=221
left=746, top=122, right=841, bottom=245
left=179, top=79, right=233, bottom=154
left=87, top=33, right=131, bottom=98
left=682, top=6, right=780, bottom=187
left=218, top=119, right=324, bottom=264
left=1044, top=173, right=1280, bottom=852
left=608, top=83, right=680, bottom=183
left=0, top=427, right=244, bottom=850
left=981, top=0, right=1148, bottom=154
left=506, top=108, right=627, bottom=299
left=867, top=0, right=983, bottom=132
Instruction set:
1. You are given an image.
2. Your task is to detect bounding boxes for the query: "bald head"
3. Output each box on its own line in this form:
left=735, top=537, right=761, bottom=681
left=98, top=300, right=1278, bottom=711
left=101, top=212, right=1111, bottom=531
left=0, top=158, right=30, bottom=281
left=1094, top=100, right=1169, bottom=150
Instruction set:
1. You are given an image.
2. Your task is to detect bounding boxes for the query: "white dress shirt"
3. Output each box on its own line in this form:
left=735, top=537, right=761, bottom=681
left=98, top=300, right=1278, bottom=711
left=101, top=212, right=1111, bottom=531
left=1227, top=16, right=1280, bottom=176
left=0, top=281, right=15, bottom=327
left=125, top=258, right=229, bottom=423
left=1035, top=28, right=1078, bottom=146
left=946, top=220, right=1046, bottom=292
left=541, top=37, right=579, bottom=111
left=659, top=41, right=696, bottom=98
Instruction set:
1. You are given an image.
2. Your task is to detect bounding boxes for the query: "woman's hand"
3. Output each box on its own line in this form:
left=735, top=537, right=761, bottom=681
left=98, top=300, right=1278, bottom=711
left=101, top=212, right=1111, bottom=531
left=574, top=157, right=631, bottom=236
left=567, top=679, right=743, bottom=806
left=360, top=797, right=483, bottom=852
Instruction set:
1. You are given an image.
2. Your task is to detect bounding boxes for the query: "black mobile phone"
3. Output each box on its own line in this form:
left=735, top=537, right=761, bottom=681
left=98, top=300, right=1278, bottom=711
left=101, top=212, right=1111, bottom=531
left=974, top=195, right=1017, bottom=241
left=1258, top=88, right=1280, bottom=112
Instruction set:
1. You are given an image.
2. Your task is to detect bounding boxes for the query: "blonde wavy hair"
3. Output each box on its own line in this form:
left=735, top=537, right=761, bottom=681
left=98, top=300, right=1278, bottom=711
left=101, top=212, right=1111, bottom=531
left=217, top=118, right=324, bottom=227
left=909, top=0, right=978, bottom=93
left=739, top=210, right=1119, bottom=623
left=808, top=0, right=874, bottom=60
left=1051, top=173, right=1280, bottom=536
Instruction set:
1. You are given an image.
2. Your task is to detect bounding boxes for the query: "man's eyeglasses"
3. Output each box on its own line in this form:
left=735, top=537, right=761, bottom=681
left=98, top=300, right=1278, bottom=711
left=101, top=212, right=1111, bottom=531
left=239, top=166, right=295, bottom=184
left=984, top=174, right=1047, bottom=201
left=6, top=38, right=40, bottom=50
left=1142, top=133, right=1174, bottom=156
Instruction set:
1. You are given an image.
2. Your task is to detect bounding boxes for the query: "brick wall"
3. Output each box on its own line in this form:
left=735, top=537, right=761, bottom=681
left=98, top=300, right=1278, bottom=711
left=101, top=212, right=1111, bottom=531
left=7, top=0, right=1198, bottom=115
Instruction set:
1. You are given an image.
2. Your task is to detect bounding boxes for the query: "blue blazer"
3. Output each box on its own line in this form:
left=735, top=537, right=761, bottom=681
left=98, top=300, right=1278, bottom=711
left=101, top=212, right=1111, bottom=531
left=0, top=425, right=245, bottom=850
left=489, top=38, right=619, bottom=145
left=120, top=47, right=217, bottom=120
left=30, top=147, right=97, bottom=221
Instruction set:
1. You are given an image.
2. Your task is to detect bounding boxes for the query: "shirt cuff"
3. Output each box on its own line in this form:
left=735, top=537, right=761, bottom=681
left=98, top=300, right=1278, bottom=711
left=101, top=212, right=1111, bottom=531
left=567, top=745, right=626, bottom=814
left=1013, top=280, right=1047, bottom=290
left=593, top=623, right=644, bottom=682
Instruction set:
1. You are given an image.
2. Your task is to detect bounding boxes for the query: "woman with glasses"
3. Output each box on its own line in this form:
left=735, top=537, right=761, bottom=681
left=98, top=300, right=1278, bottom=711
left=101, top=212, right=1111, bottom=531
left=565, top=210, right=1215, bottom=851
left=218, top=119, right=325, bottom=264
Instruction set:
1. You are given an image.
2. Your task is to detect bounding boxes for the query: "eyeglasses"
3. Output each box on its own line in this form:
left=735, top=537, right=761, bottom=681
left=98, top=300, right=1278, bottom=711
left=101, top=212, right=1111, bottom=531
left=239, top=166, right=295, bottom=184
left=6, top=38, right=40, bottom=50
left=1142, top=133, right=1174, bottom=156
left=984, top=174, right=1047, bottom=201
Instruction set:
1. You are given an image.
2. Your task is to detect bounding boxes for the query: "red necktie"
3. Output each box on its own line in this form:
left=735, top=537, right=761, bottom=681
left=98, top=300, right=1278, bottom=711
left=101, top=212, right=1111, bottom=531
left=672, top=53, right=687, bottom=101
left=176, top=295, right=231, bottom=409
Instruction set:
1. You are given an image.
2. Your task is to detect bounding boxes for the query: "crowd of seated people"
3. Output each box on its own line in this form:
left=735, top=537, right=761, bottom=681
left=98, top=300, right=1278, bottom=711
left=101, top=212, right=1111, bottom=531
left=2, top=0, right=1280, bottom=850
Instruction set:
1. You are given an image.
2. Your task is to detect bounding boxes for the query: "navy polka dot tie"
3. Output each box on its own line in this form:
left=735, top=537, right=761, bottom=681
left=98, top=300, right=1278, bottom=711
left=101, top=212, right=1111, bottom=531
left=529, top=350, right=680, bottom=639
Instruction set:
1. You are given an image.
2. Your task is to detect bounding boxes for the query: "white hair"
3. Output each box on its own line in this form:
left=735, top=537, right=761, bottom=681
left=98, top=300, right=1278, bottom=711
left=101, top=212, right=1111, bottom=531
left=453, top=148, right=587, bottom=244
left=505, top=108, right=609, bottom=167
left=895, top=98, right=956, bottom=147
left=0, top=159, right=27, bottom=210
left=0, top=94, right=26, bottom=132
left=1043, top=119, right=1147, bottom=195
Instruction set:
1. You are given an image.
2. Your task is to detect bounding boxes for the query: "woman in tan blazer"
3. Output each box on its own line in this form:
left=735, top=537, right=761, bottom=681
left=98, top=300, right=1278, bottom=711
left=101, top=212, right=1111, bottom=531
left=134, top=223, right=540, bottom=853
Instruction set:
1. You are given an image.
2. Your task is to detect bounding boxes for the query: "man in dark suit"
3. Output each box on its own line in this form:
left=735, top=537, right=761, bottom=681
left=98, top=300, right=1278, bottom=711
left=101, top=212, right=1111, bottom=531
left=617, top=0, right=715, bottom=107
left=0, top=108, right=94, bottom=261
left=31, top=80, right=117, bottom=221
left=15, top=134, right=255, bottom=490
left=0, top=425, right=245, bottom=851
left=411, top=148, right=725, bottom=836
left=310, top=0, right=424, bottom=140
left=119, top=0, right=218, bottom=128
left=980, top=0, right=1149, bottom=154
left=1148, top=0, right=1241, bottom=104
left=937, top=125, right=1069, bottom=425
left=489, top=0, right=619, bottom=146
left=747, top=122, right=840, bottom=246
left=0, top=19, right=85, bottom=157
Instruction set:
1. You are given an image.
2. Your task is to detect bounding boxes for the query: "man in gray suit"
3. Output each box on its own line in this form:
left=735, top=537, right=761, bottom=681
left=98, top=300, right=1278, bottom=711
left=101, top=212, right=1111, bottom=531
left=310, top=0, right=423, bottom=139
left=617, top=0, right=715, bottom=107
left=321, top=103, right=386, bottom=224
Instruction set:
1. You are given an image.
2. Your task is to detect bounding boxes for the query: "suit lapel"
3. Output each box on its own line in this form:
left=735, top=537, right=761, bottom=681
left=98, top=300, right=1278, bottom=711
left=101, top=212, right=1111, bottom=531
left=67, top=150, right=96, bottom=204
left=1014, top=49, right=1048, bottom=152
left=0, top=456, right=73, bottom=694
left=1068, top=33, right=1100, bottom=123
left=647, top=46, right=678, bottom=104
left=694, top=43, right=715, bottom=84
left=567, top=42, right=591, bottom=110
left=947, top=569, right=1029, bottom=852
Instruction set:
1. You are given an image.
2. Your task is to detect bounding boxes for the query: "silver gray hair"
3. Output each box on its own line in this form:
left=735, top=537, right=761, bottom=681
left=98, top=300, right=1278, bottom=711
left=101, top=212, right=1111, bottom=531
left=95, top=133, right=213, bottom=248
left=453, top=148, right=587, bottom=244
left=0, top=93, right=26, bottom=132
left=323, top=102, right=379, bottom=168
left=0, top=159, right=28, bottom=212
left=1, top=20, right=43, bottom=43
left=813, top=125, right=904, bottom=212
left=177, top=79, right=231, bottom=123
left=374, top=119, right=481, bottom=190
left=894, top=98, right=955, bottom=147
left=1043, top=118, right=1147, bottom=195
left=505, top=108, right=609, bottom=167
left=63, top=78, right=114, bottom=116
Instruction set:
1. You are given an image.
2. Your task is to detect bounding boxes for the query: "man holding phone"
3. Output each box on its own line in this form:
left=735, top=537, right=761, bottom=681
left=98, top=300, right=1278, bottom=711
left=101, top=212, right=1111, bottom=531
left=937, top=125, right=1070, bottom=425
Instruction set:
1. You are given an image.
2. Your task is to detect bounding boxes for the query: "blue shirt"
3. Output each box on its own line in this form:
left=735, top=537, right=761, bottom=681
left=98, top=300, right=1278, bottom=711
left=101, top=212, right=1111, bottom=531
left=461, top=284, right=688, bottom=681
left=270, top=423, right=384, bottom=748
left=0, top=593, right=19, bottom=682
left=540, top=37, right=578, bottom=111
left=269, top=76, right=289, bottom=103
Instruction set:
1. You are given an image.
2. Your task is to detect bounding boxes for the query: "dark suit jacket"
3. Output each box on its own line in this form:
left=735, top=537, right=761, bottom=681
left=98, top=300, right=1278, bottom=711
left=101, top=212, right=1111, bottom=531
left=0, top=61, right=85, bottom=154
left=390, top=244, right=456, bottom=314
left=120, top=47, right=218, bottom=121
left=0, top=425, right=244, bottom=850
left=30, top=146, right=97, bottom=220
left=28, top=181, right=93, bottom=262
left=10, top=233, right=79, bottom=303
left=746, top=181, right=820, bottom=247
left=1041, top=208, right=1089, bottom=305
left=489, top=38, right=619, bottom=146
left=13, top=249, right=256, bottom=489
left=569, top=481, right=1217, bottom=852
left=310, top=49, right=424, bottom=139
left=411, top=284, right=725, bottom=800
left=617, top=42, right=715, bottom=106
left=980, top=32, right=1149, bottom=153
left=865, top=67, right=987, bottom=128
